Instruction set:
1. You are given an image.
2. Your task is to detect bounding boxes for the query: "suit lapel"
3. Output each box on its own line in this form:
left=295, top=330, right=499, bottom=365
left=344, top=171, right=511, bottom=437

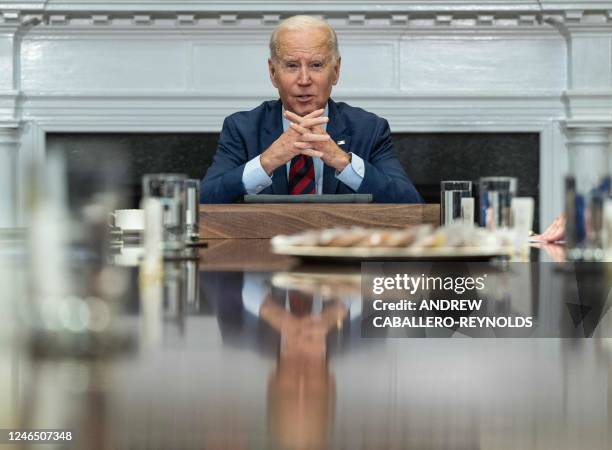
left=323, top=99, right=349, bottom=194
left=261, top=100, right=289, bottom=195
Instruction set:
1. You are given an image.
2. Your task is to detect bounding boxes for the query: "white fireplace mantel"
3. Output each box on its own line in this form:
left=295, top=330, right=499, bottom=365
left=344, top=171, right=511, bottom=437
left=1, top=1, right=612, bottom=228
left=2, top=1, right=611, bottom=13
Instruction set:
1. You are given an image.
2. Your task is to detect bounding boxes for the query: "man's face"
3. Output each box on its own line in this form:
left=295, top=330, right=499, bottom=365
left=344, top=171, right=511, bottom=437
left=268, top=27, right=341, bottom=116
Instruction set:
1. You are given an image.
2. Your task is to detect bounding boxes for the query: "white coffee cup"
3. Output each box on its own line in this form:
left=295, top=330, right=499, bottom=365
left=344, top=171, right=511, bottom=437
left=113, top=245, right=144, bottom=266
left=109, top=209, right=145, bottom=232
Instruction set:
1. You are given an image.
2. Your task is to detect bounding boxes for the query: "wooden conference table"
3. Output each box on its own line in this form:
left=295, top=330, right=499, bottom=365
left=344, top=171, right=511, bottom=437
left=3, top=204, right=612, bottom=450
left=198, top=203, right=438, bottom=271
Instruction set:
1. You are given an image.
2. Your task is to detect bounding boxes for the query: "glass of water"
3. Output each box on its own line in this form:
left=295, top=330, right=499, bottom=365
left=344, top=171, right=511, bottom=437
left=184, top=179, right=200, bottom=242
left=142, top=174, right=187, bottom=252
left=479, top=176, right=517, bottom=230
left=440, top=180, right=473, bottom=226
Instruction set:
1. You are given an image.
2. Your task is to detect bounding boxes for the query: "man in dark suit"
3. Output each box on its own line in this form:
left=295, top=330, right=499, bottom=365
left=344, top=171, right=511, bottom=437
left=201, top=15, right=422, bottom=204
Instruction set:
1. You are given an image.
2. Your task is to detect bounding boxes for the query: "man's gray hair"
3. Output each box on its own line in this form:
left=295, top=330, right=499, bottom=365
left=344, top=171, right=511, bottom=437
left=269, top=15, right=340, bottom=63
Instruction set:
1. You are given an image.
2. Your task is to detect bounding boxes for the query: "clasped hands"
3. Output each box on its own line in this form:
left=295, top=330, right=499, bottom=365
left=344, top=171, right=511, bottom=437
left=260, top=108, right=350, bottom=176
left=260, top=296, right=348, bottom=337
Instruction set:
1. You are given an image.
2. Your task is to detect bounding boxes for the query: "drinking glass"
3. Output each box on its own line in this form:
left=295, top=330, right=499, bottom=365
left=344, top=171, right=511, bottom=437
left=185, top=179, right=200, bottom=242
left=479, top=177, right=517, bottom=229
left=142, top=174, right=187, bottom=251
left=440, top=180, right=473, bottom=226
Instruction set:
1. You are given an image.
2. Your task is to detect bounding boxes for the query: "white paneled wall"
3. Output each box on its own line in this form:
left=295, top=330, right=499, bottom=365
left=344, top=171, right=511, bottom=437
left=191, top=41, right=272, bottom=93
left=0, top=1, right=611, bottom=228
left=399, top=37, right=566, bottom=91
left=21, top=40, right=191, bottom=92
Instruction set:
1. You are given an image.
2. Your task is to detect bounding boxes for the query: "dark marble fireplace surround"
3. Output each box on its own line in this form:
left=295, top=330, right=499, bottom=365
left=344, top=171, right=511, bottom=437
left=47, top=132, right=540, bottom=229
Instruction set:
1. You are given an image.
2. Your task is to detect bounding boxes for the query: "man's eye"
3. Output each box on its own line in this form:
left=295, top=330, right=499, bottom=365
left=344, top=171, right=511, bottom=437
left=311, top=62, right=323, bottom=69
left=285, top=63, right=298, bottom=70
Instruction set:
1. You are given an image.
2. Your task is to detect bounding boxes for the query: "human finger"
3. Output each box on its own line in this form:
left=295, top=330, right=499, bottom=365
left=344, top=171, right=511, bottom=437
left=548, top=223, right=565, bottom=242
left=285, top=109, right=327, bottom=128
left=541, top=215, right=565, bottom=241
left=303, top=108, right=325, bottom=119
left=549, top=215, right=566, bottom=241
left=283, top=110, right=302, bottom=124
left=298, top=116, right=329, bottom=129
left=539, top=226, right=562, bottom=243
left=538, top=215, right=561, bottom=240
left=294, top=141, right=317, bottom=150
left=300, top=149, right=324, bottom=158
left=538, top=225, right=555, bottom=241
left=285, top=116, right=329, bottom=132
left=309, top=124, right=326, bottom=134
left=535, top=230, right=555, bottom=242
left=289, top=122, right=309, bottom=135
left=284, top=109, right=325, bottom=124
left=297, top=132, right=330, bottom=142
left=558, top=214, right=566, bottom=230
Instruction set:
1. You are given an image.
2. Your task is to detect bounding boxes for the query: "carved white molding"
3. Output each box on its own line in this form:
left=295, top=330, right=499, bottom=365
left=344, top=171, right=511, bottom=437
left=1, top=1, right=612, bottom=28
left=18, top=91, right=565, bottom=129
left=564, top=90, right=612, bottom=118
left=29, top=1, right=612, bottom=13
left=2, top=15, right=612, bottom=30
left=0, top=91, right=19, bottom=119
left=565, top=118, right=612, bottom=128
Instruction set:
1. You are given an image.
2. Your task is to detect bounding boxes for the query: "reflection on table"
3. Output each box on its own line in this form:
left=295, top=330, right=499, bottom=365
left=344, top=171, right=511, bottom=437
left=2, top=238, right=612, bottom=450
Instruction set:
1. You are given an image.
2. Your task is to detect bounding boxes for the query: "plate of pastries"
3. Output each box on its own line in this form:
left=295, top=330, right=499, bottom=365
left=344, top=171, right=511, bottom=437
left=271, top=224, right=515, bottom=260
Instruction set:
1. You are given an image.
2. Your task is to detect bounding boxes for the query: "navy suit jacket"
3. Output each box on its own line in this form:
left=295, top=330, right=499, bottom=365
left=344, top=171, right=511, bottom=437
left=200, top=99, right=423, bottom=203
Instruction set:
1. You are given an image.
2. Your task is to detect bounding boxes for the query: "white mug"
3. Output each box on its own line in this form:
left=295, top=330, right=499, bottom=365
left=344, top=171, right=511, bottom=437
left=113, top=245, right=144, bottom=266
left=109, top=209, right=145, bottom=232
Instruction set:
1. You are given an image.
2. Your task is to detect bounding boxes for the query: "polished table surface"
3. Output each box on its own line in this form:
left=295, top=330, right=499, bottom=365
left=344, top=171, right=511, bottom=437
left=1, top=238, right=612, bottom=450
left=199, top=204, right=440, bottom=239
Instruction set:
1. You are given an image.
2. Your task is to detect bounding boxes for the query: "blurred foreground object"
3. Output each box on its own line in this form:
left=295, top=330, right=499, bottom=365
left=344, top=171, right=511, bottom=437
left=271, top=224, right=517, bottom=260
left=24, top=152, right=133, bottom=359
left=564, top=131, right=610, bottom=260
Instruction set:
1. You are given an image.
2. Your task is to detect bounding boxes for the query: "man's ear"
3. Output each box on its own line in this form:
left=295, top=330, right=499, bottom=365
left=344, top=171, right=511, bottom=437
left=332, top=56, right=341, bottom=86
left=268, top=58, right=278, bottom=88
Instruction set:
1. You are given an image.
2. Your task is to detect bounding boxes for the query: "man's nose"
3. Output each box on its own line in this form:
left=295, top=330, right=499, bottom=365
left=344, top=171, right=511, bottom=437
left=297, top=66, right=312, bottom=85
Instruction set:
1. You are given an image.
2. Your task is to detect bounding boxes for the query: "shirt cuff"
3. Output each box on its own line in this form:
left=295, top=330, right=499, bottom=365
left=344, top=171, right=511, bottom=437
left=335, top=152, right=365, bottom=191
left=242, top=155, right=273, bottom=194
